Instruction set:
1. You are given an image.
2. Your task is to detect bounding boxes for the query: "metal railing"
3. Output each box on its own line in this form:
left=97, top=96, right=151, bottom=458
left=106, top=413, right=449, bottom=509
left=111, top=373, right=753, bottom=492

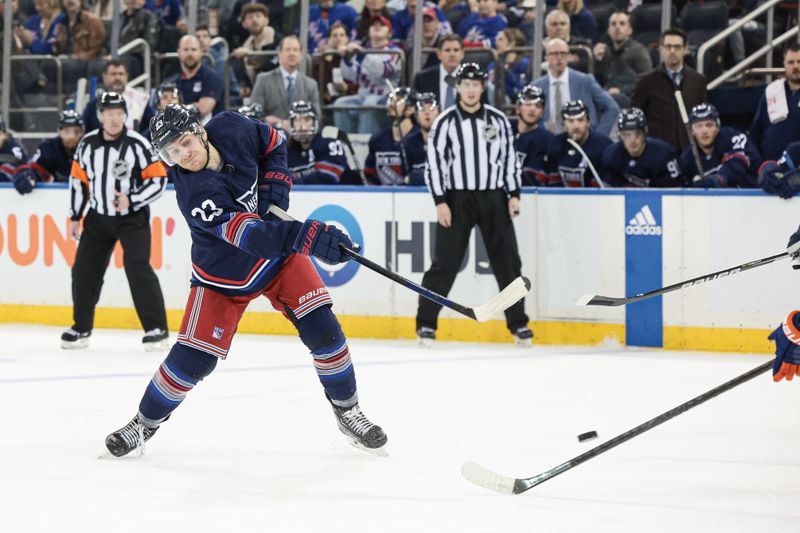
left=8, top=54, right=63, bottom=116
left=117, top=38, right=152, bottom=93
left=707, top=26, right=799, bottom=90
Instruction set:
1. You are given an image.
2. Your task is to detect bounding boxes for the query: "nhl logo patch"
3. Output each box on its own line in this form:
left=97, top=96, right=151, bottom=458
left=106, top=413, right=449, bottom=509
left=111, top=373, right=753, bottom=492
left=212, top=326, right=225, bottom=340
left=113, top=159, right=130, bottom=180
left=482, top=124, right=499, bottom=142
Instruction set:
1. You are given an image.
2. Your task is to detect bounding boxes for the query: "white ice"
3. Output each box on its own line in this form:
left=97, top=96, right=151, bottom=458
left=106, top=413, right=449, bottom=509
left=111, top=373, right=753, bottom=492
left=1, top=325, right=798, bottom=533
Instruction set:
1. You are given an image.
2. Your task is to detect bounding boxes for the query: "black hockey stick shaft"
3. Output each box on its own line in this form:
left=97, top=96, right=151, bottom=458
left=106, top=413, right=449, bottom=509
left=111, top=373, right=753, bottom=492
left=511, top=359, right=773, bottom=493
left=580, top=251, right=788, bottom=306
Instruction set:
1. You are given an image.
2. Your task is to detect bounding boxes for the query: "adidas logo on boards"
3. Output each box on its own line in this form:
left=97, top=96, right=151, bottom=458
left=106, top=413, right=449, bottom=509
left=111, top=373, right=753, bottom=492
left=626, top=205, right=662, bottom=236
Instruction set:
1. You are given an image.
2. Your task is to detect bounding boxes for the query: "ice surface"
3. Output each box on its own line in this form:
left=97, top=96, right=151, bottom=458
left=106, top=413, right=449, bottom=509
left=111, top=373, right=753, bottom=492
left=1, top=325, right=798, bottom=533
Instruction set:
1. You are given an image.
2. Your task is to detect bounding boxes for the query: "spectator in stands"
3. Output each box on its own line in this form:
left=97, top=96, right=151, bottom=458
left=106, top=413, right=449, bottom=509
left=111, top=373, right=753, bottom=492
left=195, top=23, right=240, bottom=99
left=364, top=87, right=419, bottom=185
left=333, top=15, right=402, bottom=134
left=631, top=28, right=707, bottom=153
left=489, top=28, right=529, bottom=103
left=405, top=6, right=446, bottom=71
left=2, top=0, right=45, bottom=131
left=556, top=0, right=597, bottom=43
left=547, top=100, right=612, bottom=187
left=544, top=8, right=590, bottom=73
left=413, top=34, right=465, bottom=110
left=308, top=0, right=358, bottom=53
left=0, top=115, right=30, bottom=192
left=91, top=0, right=114, bottom=20
left=174, top=34, right=225, bottom=121
left=531, top=38, right=618, bottom=135
left=250, top=35, right=321, bottom=130
left=393, top=1, right=451, bottom=43
left=316, top=21, right=359, bottom=105
left=83, top=59, right=154, bottom=134
left=516, top=0, right=537, bottom=45
left=15, top=110, right=83, bottom=193
left=154, top=0, right=182, bottom=27
left=120, top=0, right=161, bottom=77
left=593, top=11, right=652, bottom=108
left=356, top=0, right=391, bottom=43
left=403, top=92, right=439, bottom=186
left=54, top=0, right=106, bottom=61
left=514, top=84, right=557, bottom=186
left=749, top=44, right=800, bottom=163
left=19, top=0, right=60, bottom=55
left=457, top=0, right=507, bottom=48
left=225, top=0, right=285, bottom=48
left=230, top=3, right=279, bottom=97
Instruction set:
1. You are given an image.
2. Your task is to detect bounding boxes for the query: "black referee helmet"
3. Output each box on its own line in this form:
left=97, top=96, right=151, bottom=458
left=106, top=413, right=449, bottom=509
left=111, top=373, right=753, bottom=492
left=59, top=109, right=84, bottom=129
left=561, top=99, right=588, bottom=120
left=454, top=62, right=487, bottom=84
left=515, top=84, right=545, bottom=106
left=617, top=107, right=647, bottom=133
left=97, top=91, right=127, bottom=115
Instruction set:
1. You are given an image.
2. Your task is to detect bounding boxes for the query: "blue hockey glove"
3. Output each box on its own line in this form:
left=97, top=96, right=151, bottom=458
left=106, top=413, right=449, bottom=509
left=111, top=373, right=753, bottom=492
left=758, top=161, right=783, bottom=195
left=787, top=225, right=800, bottom=270
left=767, top=310, right=800, bottom=382
left=260, top=170, right=292, bottom=214
left=12, top=169, right=36, bottom=195
left=692, top=173, right=724, bottom=188
left=292, top=219, right=357, bottom=265
left=778, top=169, right=800, bottom=199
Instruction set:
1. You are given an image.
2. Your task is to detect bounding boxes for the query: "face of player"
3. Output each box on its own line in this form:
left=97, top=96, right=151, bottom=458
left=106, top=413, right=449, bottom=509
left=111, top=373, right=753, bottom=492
left=103, top=65, right=128, bottom=93
left=620, top=129, right=646, bottom=158
left=691, top=119, right=719, bottom=149
left=607, top=13, right=632, bottom=45
left=437, top=40, right=464, bottom=72
left=457, top=79, right=484, bottom=108
left=165, top=132, right=207, bottom=172
left=784, top=50, right=800, bottom=86
left=158, top=92, right=181, bottom=111
left=546, top=14, right=570, bottom=40
left=387, top=95, right=410, bottom=118
left=328, top=26, right=349, bottom=49
left=516, top=100, right=544, bottom=126
left=416, top=103, right=440, bottom=131
left=659, top=35, right=686, bottom=71
left=477, top=0, right=497, bottom=16
left=178, top=36, right=203, bottom=71
left=565, top=116, right=590, bottom=143
left=292, top=115, right=315, bottom=139
left=59, top=125, right=83, bottom=151
left=100, top=108, right=126, bottom=137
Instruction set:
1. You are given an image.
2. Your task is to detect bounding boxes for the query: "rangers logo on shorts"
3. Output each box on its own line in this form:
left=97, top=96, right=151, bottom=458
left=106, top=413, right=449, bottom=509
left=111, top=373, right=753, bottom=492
left=212, top=326, right=224, bottom=340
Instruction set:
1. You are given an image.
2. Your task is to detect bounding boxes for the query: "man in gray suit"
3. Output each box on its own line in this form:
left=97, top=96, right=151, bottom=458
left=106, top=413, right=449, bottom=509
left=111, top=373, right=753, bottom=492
left=532, top=38, right=619, bottom=136
left=250, top=36, right=321, bottom=130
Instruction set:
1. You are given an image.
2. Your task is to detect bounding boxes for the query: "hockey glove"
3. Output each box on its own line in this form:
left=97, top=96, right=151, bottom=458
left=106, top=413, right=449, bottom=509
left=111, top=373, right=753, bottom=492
left=786, top=225, right=800, bottom=270
left=767, top=310, right=800, bottom=382
left=692, top=173, right=725, bottom=188
left=779, top=169, right=800, bottom=199
left=12, top=169, right=36, bottom=195
left=757, top=161, right=784, bottom=195
left=292, top=219, right=357, bottom=265
left=260, top=170, right=292, bottom=213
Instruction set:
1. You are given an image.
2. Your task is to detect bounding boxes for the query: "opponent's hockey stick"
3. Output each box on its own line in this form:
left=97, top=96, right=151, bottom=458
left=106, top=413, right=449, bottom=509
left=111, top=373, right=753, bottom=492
left=675, top=90, right=705, bottom=180
left=462, top=359, right=773, bottom=494
left=566, top=138, right=606, bottom=189
left=268, top=205, right=532, bottom=322
left=576, top=251, right=788, bottom=307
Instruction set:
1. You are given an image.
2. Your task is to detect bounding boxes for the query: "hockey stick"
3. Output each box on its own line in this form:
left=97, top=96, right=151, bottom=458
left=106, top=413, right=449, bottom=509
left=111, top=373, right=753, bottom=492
left=674, top=90, right=705, bottom=180
left=462, top=359, right=773, bottom=494
left=566, top=138, right=606, bottom=189
left=576, top=251, right=788, bottom=307
left=268, top=205, right=532, bottom=322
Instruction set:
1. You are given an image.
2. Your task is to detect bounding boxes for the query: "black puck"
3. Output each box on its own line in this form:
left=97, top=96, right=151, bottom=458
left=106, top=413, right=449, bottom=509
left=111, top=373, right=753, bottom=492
left=577, top=431, right=598, bottom=442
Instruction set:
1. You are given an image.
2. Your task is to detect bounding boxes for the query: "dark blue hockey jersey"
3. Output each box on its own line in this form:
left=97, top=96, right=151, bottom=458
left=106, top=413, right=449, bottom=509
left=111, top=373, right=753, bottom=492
left=287, top=134, right=361, bottom=185
left=402, top=129, right=428, bottom=187
left=172, top=112, right=300, bottom=296
left=515, top=126, right=558, bottom=186
left=602, top=137, right=682, bottom=188
left=364, top=126, right=419, bottom=186
left=678, top=127, right=761, bottom=188
left=19, top=136, right=73, bottom=183
left=0, top=138, right=28, bottom=182
left=548, top=129, right=612, bottom=187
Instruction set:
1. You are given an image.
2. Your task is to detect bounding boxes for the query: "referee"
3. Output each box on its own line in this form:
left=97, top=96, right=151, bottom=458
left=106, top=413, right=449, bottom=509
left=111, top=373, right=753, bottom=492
left=63, top=91, right=170, bottom=351
left=416, top=63, right=532, bottom=347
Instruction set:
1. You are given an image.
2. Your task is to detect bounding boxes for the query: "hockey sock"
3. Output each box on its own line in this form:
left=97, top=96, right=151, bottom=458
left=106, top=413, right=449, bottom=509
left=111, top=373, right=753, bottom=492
left=296, top=305, right=357, bottom=408
left=137, top=343, right=218, bottom=426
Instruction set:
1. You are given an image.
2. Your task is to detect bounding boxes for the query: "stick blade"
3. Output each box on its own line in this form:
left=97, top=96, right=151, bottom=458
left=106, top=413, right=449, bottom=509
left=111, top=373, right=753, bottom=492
left=472, top=276, right=532, bottom=322
left=461, top=461, right=518, bottom=495
left=576, top=294, right=626, bottom=307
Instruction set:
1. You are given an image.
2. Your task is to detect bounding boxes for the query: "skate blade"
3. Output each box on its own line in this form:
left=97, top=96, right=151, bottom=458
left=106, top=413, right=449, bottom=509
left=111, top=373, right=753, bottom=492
left=514, top=337, right=532, bottom=348
left=61, top=339, right=89, bottom=350
left=417, top=337, right=434, bottom=348
left=143, top=339, right=169, bottom=352
left=344, top=435, right=388, bottom=457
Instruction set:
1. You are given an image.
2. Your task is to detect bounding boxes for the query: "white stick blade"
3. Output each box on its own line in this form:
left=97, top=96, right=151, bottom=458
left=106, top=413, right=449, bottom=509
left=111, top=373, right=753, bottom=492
left=575, top=294, right=595, bottom=306
left=461, top=461, right=516, bottom=495
left=472, top=276, right=531, bottom=322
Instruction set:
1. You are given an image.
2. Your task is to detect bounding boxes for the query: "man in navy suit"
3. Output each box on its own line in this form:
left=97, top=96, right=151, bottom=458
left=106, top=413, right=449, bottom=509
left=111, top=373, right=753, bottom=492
left=412, top=34, right=465, bottom=110
left=531, top=38, right=619, bottom=136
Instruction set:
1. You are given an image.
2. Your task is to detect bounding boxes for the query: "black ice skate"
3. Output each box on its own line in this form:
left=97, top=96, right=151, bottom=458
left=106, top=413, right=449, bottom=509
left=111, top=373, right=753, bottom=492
left=416, top=326, right=435, bottom=348
left=60, top=327, right=91, bottom=350
left=328, top=395, right=388, bottom=454
left=105, top=414, right=165, bottom=457
left=513, top=326, right=533, bottom=348
left=142, top=328, right=169, bottom=352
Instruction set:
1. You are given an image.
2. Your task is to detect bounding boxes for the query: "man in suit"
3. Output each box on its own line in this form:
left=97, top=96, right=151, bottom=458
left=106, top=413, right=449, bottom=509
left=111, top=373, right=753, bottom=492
left=251, top=35, right=321, bottom=130
left=531, top=38, right=619, bottom=136
left=412, top=34, right=465, bottom=110
left=631, top=28, right=708, bottom=152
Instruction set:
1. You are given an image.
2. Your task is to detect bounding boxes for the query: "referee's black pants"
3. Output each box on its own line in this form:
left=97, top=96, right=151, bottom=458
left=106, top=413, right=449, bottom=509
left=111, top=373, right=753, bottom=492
left=71, top=208, right=168, bottom=334
left=416, top=189, right=529, bottom=332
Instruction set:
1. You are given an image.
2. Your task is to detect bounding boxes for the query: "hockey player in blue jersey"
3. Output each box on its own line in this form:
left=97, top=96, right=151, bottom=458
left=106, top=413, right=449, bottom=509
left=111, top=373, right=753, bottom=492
left=678, top=103, right=761, bottom=188
left=238, top=102, right=266, bottom=122
left=364, top=86, right=420, bottom=186
left=767, top=227, right=800, bottom=382
left=547, top=100, right=612, bottom=187
left=286, top=101, right=362, bottom=185
left=513, top=84, right=557, bottom=186
left=602, top=108, right=683, bottom=188
left=14, top=110, right=83, bottom=194
left=757, top=140, right=800, bottom=199
left=403, top=92, right=440, bottom=187
left=0, top=115, right=29, bottom=193
left=104, top=105, right=387, bottom=458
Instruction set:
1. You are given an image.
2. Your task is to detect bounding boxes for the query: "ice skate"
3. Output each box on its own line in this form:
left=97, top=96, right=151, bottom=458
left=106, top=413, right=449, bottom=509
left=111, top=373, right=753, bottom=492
left=142, top=328, right=169, bottom=351
left=328, top=395, right=388, bottom=455
left=60, top=327, right=90, bottom=350
left=416, top=326, right=435, bottom=348
left=513, top=326, right=533, bottom=348
left=105, top=414, right=164, bottom=457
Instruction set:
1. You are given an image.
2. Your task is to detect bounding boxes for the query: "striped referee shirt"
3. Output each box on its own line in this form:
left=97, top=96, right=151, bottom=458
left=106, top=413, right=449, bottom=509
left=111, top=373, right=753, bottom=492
left=69, top=128, right=167, bottom=220
left=425, top=103, right=521, bottom=204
